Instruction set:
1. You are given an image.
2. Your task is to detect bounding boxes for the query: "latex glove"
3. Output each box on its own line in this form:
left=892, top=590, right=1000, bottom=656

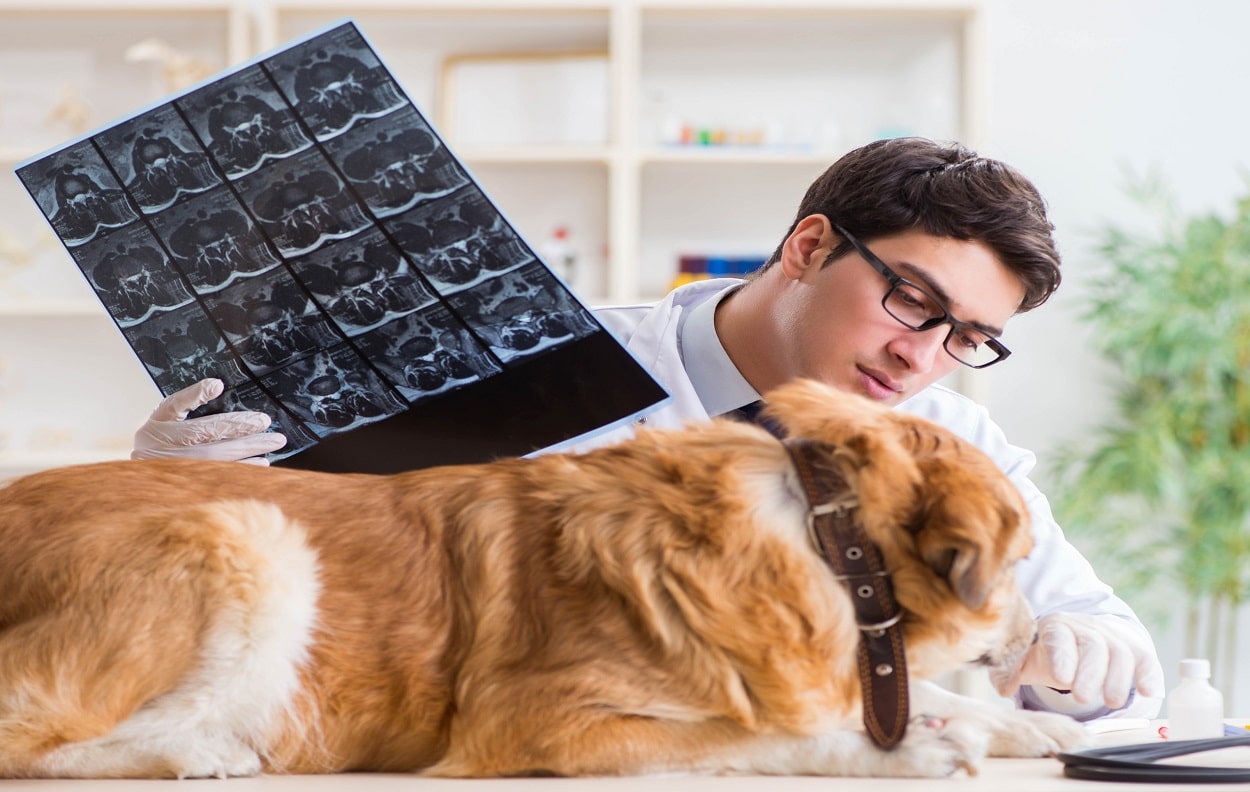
left=993, top=611, right=1164, bottom=711
left=132, top=378, right=287, bottom=465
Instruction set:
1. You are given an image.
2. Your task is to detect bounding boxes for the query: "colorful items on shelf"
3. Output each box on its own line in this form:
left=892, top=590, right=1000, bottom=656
left=671, top=253, right=767, bottom=290
left=669, top=122, right=767, bottom=148
left=656, top=119, right=844, bottom=154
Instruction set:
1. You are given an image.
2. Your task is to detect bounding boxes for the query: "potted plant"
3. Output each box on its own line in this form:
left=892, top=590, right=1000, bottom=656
left=1051, top=175, right=1250, bottom=701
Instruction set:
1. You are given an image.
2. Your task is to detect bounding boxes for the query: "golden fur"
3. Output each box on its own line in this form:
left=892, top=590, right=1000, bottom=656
left=0, top=380, right=1086, bottom=779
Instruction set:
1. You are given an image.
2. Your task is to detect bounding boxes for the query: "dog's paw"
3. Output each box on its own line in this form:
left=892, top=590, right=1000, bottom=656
left=984, top=708, right=1090, bottom=757
left=935, top=707, right=1089, bottom=759
left=168, top=737, right=263, bottom=779
left=878, top=716, right=987, bottom=777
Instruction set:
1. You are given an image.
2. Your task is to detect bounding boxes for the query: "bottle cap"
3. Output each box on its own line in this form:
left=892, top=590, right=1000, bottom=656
left=1179, top=658, right=1211, bottom=678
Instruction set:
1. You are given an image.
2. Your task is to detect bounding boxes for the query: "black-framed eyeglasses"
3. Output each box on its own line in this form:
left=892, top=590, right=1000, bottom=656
left=834, top=225, right=1012, bottom=369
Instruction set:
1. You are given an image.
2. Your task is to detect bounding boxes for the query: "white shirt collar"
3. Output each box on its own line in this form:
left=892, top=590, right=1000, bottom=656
left=677, top=283, right=761, bottom=416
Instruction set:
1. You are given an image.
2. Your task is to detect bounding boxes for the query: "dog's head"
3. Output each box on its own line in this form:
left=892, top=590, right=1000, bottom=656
left=762, top=379, right=1036, bottom=686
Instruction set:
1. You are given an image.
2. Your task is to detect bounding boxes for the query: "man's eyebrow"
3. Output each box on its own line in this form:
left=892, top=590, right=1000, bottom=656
left=894, top=261, right=1005, bottom=337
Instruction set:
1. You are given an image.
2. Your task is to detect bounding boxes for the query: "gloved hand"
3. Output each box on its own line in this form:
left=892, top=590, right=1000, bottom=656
left=132, top=378, right=287, bottom=465
left=992, top=611, right=1164, bottom=711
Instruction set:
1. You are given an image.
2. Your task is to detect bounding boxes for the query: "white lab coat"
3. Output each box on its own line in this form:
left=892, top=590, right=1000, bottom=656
left=585, top=278, right=1162, bottom=719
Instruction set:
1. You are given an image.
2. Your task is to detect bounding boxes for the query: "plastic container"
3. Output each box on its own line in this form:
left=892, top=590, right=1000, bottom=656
left=1166, top=658, right=1224, bottom=740
left=541, top=226, right=576, bottom=284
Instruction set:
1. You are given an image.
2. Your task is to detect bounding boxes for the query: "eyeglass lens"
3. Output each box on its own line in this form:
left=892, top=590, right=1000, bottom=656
left=882, top=282, right=1001, bottom=367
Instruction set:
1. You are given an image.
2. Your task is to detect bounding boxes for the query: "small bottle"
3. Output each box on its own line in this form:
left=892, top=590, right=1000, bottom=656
left=541, top=226, right=576, bottom=284
left=1166, top=658, right=1224, bottom=740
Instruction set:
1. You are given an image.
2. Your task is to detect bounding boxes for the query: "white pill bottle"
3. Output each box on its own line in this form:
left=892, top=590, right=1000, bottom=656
left=1166, top=658, right=1224, bottom=740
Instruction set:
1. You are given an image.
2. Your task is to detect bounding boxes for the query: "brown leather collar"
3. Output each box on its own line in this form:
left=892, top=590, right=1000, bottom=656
left=783, top=438, right=909, bottom=749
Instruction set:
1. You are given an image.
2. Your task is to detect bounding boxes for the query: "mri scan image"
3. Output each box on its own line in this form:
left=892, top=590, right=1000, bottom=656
left=71, top=224, right=195, bottom=326
left=17, top=142, right=139, bottom=247
left=262, top=344, right=406, bottom=437
left=353, top=304, right=502, bottom=402
left=148, top=187, right=283, bottom=293
left=386, top=186, right=536, bottom=292
left=325, top=105, right=469, bottom=218
left=16, top=21, right=661, bottom=471
left=124, top=306, right=248, bottom=395
left=236, top=147, right=372, bottom=256
left=178, top=64, right=315, bottom=179
left=94, top=104, right=221, bottom=214
left=289, top=228, right=436, bottom=335
left=265, top=25, right=406, bottom=140
left=203, top=270, right=343, bottom=376
left=448, top=262, right=598, bottom=364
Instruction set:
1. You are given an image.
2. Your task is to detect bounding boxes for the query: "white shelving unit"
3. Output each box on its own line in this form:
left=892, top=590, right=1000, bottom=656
left=0, top=0, right=980, bottom=478
left=0, top=1, right=248, bottom=478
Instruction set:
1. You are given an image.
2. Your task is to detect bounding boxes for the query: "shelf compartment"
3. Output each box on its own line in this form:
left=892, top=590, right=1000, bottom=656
left=638, top=6, right=971, bottom=155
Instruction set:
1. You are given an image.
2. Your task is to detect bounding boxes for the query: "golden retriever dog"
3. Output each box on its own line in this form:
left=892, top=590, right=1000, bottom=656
left=0, top=379, right=1086, bottom=779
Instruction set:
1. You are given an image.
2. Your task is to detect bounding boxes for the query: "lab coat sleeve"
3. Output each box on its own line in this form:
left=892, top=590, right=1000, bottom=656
left=897, top=387, right=1163, bottom=719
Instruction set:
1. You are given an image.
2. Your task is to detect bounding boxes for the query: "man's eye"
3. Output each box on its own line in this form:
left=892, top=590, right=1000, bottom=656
left=954, top=330, right=988, bottom=350
left=896, top=284, right=941, bottom=314
left=895, top=289, right=924, bottom=308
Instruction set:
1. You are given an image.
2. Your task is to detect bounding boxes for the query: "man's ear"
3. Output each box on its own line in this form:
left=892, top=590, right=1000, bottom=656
left=778, top=214, right=835, bottom=280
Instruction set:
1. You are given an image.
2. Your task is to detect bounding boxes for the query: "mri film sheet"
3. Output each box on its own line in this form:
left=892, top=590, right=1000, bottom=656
left=16, top=20, right=667, bottom=472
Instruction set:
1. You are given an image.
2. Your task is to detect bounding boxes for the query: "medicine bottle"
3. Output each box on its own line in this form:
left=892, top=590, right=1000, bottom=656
left=541, top=226, right=576, bottom=285
left=1166, top=658, right=1224, bottom=739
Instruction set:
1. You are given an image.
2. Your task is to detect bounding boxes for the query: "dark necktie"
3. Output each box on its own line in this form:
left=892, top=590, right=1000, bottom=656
left=726, top=400, right=783, bottom=438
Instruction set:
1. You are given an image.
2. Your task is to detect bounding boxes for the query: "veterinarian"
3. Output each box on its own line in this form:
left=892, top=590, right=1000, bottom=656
left=130, top=136, right=1164, bottom=724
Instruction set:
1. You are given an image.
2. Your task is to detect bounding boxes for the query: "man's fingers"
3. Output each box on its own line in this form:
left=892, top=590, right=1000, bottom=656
left=1068, top=629, right=1111, bottom=705
left=1034, top=618, right=1079, bottom=688
left=149, top=378, right=224, bottom=422
left=133, top=378, right=287, bottom=463
left=1135, top=646, right=1165, bottom=699
left=144, top=411, right=273, bottom=448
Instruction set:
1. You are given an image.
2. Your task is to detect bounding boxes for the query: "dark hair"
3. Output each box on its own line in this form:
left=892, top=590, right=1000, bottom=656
left=761, top=137, right=1061, bottom=312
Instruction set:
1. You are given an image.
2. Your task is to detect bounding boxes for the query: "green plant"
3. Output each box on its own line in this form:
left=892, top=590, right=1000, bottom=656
left=1051, top=174, right=1250, bottom=700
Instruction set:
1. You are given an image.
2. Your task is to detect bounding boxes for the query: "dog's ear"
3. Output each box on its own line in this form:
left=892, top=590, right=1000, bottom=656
left=887, top=410, right=1031, bottom=611
left=917, top=534, right=995, bottom=610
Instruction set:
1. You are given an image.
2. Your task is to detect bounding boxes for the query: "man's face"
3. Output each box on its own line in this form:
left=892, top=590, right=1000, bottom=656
left=771, top=221, right=1026, bottom=406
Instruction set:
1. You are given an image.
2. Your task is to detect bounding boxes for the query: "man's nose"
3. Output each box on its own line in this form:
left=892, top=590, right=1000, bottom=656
left=887, top=325, right=949, bottom=371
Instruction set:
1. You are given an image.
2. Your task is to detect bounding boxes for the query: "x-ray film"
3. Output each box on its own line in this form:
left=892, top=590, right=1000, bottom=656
left=16, top=20, right=668, bottom=473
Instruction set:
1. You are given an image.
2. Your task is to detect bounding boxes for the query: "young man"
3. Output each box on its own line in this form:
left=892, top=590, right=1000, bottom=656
left=132, top=137, right=1164, bottom=721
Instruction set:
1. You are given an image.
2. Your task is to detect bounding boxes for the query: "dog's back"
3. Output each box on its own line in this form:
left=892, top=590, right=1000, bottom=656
left=0, top=421, right=859, bottom=778
left=0, top=380, right=1070, bottom=779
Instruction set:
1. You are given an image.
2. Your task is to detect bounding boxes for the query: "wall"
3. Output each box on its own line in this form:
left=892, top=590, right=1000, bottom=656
left=973, top=0, right=1250, bottom=716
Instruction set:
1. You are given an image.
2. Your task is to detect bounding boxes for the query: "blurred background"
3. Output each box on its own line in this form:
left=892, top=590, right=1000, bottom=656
left=1, top=0, right=1246, bottom=716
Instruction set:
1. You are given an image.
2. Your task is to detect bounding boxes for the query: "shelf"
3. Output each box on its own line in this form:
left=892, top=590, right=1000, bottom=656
left=456, top=146, right=614, bottom=164
left=0, top=300, right=107, bottom=318
left=0, top=0, right=245, bottom=477
left=640, top=147, right=841, bottom=165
